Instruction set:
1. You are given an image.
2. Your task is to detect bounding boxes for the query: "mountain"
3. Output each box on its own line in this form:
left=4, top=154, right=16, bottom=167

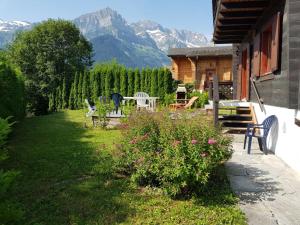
left=73, top=8, right=169, bottom=67
left=0, top=19, right=31, bottom=48
left=131, top=20, right=208, bottom=52
left=0, top=8, right=209, bottom=67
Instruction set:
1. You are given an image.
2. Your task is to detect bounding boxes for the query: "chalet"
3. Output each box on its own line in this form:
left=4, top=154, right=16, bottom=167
left=168, top=46, right=233, bottom=95
left=212, top=0, right=300, bottom=172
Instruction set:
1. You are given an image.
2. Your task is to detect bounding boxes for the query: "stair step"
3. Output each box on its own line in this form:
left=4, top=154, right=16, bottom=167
left=220, top=120, right=253, bottom=124
left=219, top=114, right=251, bottom=117
left=223, top=127, right=248, bottom=134
left=219, top=115, right=252, bottom=119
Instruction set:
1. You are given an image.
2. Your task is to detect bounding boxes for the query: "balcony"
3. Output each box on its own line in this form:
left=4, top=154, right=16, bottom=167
left=212, top=0, right=271, bottom=44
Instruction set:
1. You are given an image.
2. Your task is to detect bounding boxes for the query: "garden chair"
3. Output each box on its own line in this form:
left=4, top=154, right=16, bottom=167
left=110, top=93, right=124, bottom=114
left=244, top=115, right=278, bottom=154
left=85, top=99, right=96, bottom=117
left=169, top=96, right=199, bottom=110
left=134, top=92, right=150, bottom=110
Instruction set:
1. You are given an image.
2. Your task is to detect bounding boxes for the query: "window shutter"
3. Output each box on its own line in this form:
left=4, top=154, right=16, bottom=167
left=271, top=12, right=281, bottom=72
left=253, top=34, right=261, bottom=77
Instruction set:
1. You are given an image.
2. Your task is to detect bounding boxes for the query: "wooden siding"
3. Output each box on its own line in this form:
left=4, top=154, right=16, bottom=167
left=289, top=0, right=300, bottom=109
left=231, top=0, right=295, bottom=108
left=170, top=56, right=233, bottom=90
left=231, top=0, right=300, bottom=109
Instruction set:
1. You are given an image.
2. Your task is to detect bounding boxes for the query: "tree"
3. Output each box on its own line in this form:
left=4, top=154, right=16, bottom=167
left=120, top=67, right=127, bottom=97
left=73, top=73, right=79, bottom=109
left=77, top=73, right=83, bottom=108
left=68, top=81, right=76, bottom=109
left=105, top=69, right=113, bottom=98
left=150, top=68, right=158, bottom=97
left=9, top=19, right=93, bottom=115
left=163, top=68, right=174, bottom=94
left=82, top=71, right=90, bottom=102
left=140, top=68, right=146, bottom=92
left=62, top=78, right=67, bottom=109
left=157, top=68, right=165, bottom=99
left=134, top=68, right=140, bottom=93
left=113, top=67, right=120, bottom=93
left=127, top=69, right=134, bottom=96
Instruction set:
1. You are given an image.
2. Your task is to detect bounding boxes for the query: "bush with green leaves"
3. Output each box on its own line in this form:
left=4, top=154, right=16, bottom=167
left=189, top=91, right=209, bottom=108
left=0, top=62, right=25, bottom=120
left=118, top=111, right=232, bottom=197
left=95, top=101, right=114, bottom=128
left=0, top=117, right=24, bottom=224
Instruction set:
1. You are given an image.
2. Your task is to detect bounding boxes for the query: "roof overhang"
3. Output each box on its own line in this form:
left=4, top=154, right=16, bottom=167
left=213, top=0, right=271, bottom=44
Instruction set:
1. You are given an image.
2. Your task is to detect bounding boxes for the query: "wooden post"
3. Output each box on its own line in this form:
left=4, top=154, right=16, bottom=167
left=208, top=81, right=213, bottom=100
left=213, top=74, right=219, bottom=128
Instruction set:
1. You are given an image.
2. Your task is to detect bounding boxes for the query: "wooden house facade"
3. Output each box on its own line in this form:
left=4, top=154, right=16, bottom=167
left=168, top=46, right=233, bottom=94
left=212, top=0, right=300, bottom=172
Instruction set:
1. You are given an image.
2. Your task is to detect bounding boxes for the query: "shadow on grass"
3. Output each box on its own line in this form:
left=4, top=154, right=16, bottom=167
left=4, top=111, right=133, bottom=225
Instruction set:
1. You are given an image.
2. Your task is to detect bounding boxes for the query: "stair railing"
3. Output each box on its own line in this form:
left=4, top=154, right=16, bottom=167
left=250, top=78, right=266, bottom=113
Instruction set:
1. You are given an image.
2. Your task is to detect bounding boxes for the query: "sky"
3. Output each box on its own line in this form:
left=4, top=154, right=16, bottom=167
left=0, top=0, right=213, bottom=37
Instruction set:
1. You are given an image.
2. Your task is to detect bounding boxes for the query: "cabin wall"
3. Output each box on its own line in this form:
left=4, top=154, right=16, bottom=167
left=252, top=1, right=288, bottom=108
left=234, top=0, right=300, bottom=173
left=170, top=55, right=233, bottom=89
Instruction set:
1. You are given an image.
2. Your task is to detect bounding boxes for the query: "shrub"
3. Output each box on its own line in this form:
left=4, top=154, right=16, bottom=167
left=0, top=62, right=25, bottom=120
left=118, top=111, right=232, bottom=197
left=0, top=117, right=24, bottom=224
left=189, top=91, right=209, bottom=108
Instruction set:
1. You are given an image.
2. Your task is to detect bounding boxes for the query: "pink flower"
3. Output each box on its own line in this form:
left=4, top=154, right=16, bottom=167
left=208, top=138, right=217, bottom=145
left=172, top=140, right=181, bottom=147
left=129, top=138, right=137, bottom=144
left=141, top=133, right=149, bottom=140
left=191, top=139, right=198, bottom=145
left=200, top=152, right=208, bottom=158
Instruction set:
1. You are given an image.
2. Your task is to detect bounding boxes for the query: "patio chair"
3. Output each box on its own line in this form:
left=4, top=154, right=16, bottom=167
left=169, top=96, right=199, bottom=110
left=85, top=99, right=96, bottom=117
left=244, top=115, right=278, bottom=154
left=110, top=93, right=124, bottom=114
left=134, top=92, right=150, bottom=110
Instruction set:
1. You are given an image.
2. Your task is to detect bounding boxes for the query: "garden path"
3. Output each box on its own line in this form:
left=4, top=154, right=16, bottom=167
left=227, top=134, right=300, bottom=225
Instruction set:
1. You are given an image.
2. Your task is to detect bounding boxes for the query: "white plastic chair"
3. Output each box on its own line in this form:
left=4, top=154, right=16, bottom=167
left=134, top=92, right=150, bottom=110
left=85, top=99, right=96, bottom=117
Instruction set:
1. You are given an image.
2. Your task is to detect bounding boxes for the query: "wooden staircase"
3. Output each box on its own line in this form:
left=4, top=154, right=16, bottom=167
left=219, top=105, right=256, bottom=133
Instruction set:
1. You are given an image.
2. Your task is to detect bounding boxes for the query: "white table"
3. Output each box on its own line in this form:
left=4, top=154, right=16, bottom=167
left=123, top=97, right=159, bottom=112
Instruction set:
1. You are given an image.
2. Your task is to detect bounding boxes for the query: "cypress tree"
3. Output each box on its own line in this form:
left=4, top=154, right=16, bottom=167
left=164, top=68, right=173, bottom=94
left=68, top=82, right=76, bottom=109
left=134, top=68, right=140, bottom=93
left=140, top=68, right=146, bottom=92
left=48, top=92, right=55, bottom=112
left=157, top=68, right=165, bottom=99
left=100, top=68, right=106, bottom=97
left=150, top=68, right=158, bottom=97
left=113, top=68, right=120, bottom=93
left=73, top=73, right=79, bottom=109
left=82, top=70, right=90, bottom=102
left=145, top=67, right=152, bottom=94
left=105, top=68, right=113, bottom=98
left=62, top=78, right=67, bottom=109
left=96, top=70, right=102, bottom=98
left=120, top=67, right=127, bottom=96
left=127, top=68, right=134, bottom=96
left=77, top=72, right=83, bottom=108
left=55, top=86, right=62, bottom=110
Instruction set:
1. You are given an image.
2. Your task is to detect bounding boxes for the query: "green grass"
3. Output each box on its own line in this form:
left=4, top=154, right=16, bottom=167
left=4, top=110, right=246, bottom=225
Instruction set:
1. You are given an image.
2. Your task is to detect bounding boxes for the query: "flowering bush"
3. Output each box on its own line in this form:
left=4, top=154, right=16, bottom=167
left=118, top=111, right=232, bottom=197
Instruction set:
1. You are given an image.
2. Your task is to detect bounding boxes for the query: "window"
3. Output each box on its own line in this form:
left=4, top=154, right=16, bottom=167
left=260, top=25, right=272, bottom=75
left=252, top=12, right=281, bottom=78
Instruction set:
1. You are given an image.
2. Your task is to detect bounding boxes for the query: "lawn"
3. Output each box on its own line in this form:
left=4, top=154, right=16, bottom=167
left=4, top=110, right=246, bottom=225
